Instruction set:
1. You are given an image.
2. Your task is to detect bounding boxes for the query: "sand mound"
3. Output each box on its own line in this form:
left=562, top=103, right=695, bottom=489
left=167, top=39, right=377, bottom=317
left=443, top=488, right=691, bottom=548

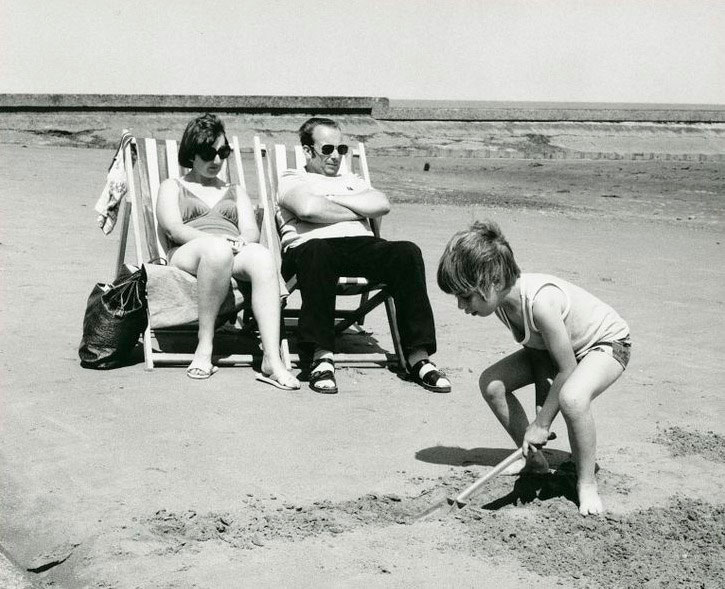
left=457, top=496, right=724, bottom=588
left=654, top=426, right=725, bottom=463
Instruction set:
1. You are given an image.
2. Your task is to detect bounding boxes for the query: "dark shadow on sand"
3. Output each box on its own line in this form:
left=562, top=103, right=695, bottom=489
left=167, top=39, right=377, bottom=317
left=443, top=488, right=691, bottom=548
left=480, top=468, right=579, bottom=510
left=415, top=445, right=571, bottom=468
left=119, top=324, right=394, bottom=373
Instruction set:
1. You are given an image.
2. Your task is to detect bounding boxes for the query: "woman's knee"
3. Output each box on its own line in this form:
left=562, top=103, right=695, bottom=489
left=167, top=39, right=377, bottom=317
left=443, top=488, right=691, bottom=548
left=198, top=237, right=234, bottom=269
left=236, top=244, right=277, bottom=278
left=252, top=243, right=275, bottom=266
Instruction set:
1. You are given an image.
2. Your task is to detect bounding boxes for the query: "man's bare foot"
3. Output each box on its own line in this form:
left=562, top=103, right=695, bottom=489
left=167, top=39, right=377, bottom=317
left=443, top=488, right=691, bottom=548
left=577, top=482, right=604, bottom=516
left=501, top=452, right=550, bottom=476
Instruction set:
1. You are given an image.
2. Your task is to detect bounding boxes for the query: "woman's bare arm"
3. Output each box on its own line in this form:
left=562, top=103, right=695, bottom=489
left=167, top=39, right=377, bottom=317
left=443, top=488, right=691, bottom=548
left=235, top=186, right=261, bottom=243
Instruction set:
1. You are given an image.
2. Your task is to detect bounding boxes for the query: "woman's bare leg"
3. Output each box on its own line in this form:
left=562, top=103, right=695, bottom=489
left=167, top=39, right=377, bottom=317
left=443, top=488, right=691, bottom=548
left=170, top=237, right=233, bottom=373
left=233, top=244, right=298, bottom=389
left=558, top=352, right=624, bottom=515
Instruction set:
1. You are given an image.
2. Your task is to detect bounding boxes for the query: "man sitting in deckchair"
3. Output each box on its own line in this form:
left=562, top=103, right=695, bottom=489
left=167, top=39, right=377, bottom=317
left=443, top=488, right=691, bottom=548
left=278, top=117, right=451, bottom=395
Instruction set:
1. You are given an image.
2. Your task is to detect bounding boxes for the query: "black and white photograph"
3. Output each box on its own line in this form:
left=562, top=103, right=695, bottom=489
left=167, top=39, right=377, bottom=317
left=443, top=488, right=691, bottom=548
left=1, top=1, right=724, bottom=586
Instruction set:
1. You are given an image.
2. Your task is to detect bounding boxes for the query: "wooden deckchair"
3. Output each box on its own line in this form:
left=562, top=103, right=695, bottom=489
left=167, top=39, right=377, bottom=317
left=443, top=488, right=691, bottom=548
left=115, top=135, right=290, bottom=370
left=252, top=136, right=405, bottom=369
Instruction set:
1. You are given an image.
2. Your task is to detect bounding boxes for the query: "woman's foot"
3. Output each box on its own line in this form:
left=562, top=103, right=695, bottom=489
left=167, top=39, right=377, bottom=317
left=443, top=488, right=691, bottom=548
left=577, top=482, right=604, bottom=516
left=501, top=452, right=550, bottom=476
left=186, top=362, right=218, bottom=380
left=186, top=346, right=216, bottom=379
left=258, top=357, right=300, bottom=390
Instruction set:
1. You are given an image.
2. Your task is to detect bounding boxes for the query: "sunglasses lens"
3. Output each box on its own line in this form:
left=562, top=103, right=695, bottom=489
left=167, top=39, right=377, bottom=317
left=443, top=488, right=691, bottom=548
left=198, top=144, right=231, bottom=161
left=319, top=144, right=348, bottom=156
left=198, top=146, right=215, bottom=161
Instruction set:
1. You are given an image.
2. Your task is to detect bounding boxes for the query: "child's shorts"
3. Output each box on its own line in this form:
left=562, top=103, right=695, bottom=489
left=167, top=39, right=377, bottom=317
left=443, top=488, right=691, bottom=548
left=585, top=336, right=632, bottom=370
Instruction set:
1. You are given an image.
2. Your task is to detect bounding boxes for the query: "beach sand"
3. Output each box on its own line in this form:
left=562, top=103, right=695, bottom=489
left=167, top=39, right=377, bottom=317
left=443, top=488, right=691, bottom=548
left=1, top=143, right=724, bottom=587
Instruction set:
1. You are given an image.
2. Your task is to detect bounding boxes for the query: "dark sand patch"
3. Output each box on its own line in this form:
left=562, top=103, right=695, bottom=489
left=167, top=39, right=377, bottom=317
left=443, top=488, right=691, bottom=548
left=654, top=426, right=725, bottom=463
left=136, top=466, right=721, bottom=589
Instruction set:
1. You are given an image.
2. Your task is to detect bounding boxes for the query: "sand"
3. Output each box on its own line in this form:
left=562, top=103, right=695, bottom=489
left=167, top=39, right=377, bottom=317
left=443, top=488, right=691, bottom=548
left=1, top=143, right=724, bottom=588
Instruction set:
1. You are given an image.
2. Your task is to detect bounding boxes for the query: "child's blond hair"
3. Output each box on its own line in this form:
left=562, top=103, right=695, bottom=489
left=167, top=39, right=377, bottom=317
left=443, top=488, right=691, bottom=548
left=437, top=220, right=520, bottom=296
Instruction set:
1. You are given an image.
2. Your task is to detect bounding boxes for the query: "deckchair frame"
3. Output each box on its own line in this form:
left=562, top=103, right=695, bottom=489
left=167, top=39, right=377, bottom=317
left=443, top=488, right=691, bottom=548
left=115, top=135, right=290, bottom=370
left=253, top=136, right=405, bottom=369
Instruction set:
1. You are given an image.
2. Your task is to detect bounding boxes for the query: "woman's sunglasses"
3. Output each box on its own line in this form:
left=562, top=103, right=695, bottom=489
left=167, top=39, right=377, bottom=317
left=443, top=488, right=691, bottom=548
left=316, top=143, right=349, bottom=156
left=197, top=144, right=232, bottom=161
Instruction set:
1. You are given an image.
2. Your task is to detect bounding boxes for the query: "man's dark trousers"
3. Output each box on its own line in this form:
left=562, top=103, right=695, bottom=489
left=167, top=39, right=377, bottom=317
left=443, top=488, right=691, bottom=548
left=281, top=236, right=437, bottom=358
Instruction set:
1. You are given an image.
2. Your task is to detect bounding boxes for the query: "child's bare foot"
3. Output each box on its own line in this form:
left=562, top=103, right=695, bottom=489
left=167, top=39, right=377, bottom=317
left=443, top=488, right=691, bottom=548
left=577, top=482, right=604, bottom=516
left=501, top=452, right=550, bottom=476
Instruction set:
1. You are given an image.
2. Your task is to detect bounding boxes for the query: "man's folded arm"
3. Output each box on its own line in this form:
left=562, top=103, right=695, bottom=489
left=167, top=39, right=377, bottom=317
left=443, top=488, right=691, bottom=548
left=280, top=187, right=362, bottom=223
left=328, top=187, right=390, bottom=218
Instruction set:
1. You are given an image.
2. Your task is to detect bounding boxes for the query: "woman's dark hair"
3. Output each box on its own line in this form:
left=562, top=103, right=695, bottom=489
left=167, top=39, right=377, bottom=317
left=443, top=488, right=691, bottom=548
left=298, top=117, right=340, bottom=147
left=178, top=113, right=228, bottom=168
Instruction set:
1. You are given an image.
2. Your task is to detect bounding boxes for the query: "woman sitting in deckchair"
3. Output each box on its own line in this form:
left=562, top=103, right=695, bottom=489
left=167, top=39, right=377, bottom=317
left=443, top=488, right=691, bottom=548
left=156, top=113, right=299, bottom=389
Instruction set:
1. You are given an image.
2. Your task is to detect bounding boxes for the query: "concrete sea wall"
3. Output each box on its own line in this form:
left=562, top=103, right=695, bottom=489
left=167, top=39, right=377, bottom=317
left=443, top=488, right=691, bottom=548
left=1, top=95, right=724, bottom=161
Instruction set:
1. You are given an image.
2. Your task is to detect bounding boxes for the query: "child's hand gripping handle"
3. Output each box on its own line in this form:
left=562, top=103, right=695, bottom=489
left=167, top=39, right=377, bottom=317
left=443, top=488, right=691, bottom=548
left=453, top=432, right=557, bottom=508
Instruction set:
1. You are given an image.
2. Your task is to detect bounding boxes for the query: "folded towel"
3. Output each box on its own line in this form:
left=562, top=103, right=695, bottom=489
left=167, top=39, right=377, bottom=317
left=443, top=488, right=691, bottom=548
left=145, top=264, right=241, bottom=328
left=95, top=131, right=133, bottom=235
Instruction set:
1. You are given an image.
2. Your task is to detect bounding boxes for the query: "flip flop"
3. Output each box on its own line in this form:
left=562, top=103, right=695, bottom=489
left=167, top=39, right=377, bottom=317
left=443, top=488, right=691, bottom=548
left=186, top=365, right=218, bottom=380
left=255, top=371, right=300, bottom=391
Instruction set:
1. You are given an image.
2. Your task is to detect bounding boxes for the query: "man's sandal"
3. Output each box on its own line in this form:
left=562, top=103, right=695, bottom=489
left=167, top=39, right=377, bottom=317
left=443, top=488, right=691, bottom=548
left=309, top=358, right=338, bottom=395
left=408, top=359, right=451, bottom=393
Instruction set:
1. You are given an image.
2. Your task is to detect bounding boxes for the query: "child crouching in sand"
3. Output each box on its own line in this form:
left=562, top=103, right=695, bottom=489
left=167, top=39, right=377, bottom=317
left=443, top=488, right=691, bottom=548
left=437, top=220, right=631, bottom=516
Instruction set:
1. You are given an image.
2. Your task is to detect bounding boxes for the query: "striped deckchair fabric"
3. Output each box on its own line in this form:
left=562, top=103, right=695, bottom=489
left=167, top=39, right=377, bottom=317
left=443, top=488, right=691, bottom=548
left=252, top=136, right=405, bottom=369
left=115, top=135, right=290, bottom=370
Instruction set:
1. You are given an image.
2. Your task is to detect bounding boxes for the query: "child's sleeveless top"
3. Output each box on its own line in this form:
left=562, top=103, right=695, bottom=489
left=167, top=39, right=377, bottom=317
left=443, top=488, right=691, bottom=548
left=171, top=179, right=240, bottom=243
left=495, top=273, right=629, bottom=360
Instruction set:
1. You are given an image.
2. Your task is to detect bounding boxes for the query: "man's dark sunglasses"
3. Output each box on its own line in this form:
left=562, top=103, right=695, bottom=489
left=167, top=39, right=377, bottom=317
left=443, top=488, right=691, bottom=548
left=316, top=143, right=349, bottom=156
left=198, top=144, right=232, bottom=161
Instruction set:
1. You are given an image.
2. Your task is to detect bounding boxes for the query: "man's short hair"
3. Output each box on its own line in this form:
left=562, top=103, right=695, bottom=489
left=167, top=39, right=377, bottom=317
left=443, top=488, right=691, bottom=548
left=437, top=220, right=520, bottom=296
left=298, top=117, right=341, bottom=147
left=178, top=113, right=228, bottom=168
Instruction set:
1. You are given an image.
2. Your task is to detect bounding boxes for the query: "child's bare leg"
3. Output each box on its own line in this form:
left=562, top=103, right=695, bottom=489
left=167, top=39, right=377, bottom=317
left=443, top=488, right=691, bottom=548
left=558, top=352, right=624, bottom=515
left=529, top=347, right=556, bottom=413
left=479, top=349, right=548, bottom=474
